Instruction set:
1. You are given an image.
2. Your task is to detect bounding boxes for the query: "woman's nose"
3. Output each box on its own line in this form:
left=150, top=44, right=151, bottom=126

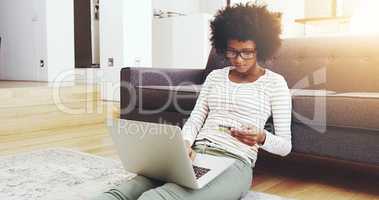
left=235, top=55, right=244, bottom=63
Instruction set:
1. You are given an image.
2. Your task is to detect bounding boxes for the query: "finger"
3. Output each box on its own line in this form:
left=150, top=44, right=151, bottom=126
left=239, top=134, right=259, bottom=140
left=232, top=132, right=253, bottom=139
left=242, top=138, right=257, bottom=146
left=234, top=135, right=255, bottom=145
left=230, top=128, right=239, bottom=134
left=231, top=129, right=249, bottom=135
left=231, top=132, right=244, bottom=139
left=188, top=148, right=193, bottom=157
left=231, top=127, right=248, bottom=133
left=233, top=134, right=258, bottom=145
left=231, top=134, right=241, bottom=141
left=231, top=133, right=243, bottom=141
left=232, top=133, right=253, bottom=140
left=190, top=150, right=196, bottom=161
left=233, top=134, right=252, bottom=143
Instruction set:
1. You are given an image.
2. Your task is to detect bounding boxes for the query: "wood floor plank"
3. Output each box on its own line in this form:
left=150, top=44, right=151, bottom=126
left=0, top=101, right=118, bottom=136
left=0, top=85, right=100, bottom=108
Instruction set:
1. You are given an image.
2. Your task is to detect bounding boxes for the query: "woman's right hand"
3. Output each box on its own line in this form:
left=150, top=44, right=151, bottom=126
left=185, top=140, right=196, bottom=161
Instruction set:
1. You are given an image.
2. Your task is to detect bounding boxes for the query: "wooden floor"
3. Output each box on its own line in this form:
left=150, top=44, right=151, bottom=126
left=0, top=83, right=378, bottom=200
left=0, top=80, right=49, bottom=88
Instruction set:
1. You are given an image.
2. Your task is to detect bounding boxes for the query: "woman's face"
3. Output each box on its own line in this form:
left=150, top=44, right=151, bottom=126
left=225, top=40, right=257, bottom=74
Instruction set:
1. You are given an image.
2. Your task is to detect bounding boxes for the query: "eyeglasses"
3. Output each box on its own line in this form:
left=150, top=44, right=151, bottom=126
left=225, top=49, right=256, bottom=60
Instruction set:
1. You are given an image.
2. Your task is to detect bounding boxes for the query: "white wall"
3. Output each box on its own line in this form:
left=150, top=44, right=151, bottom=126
left=198, top=0, right=225, bottom=15
left=123, top=0, right=152, bottom=67
left=0, top=0, right=74, bottom=82
left=99, top=0, right=124, bottom=68
left=45, top=0, right=75, bottom=82
left=152, top=0, right=228, bottom=15
left=340, top=0, right=359, bottom=16
left=264, top=0, right=305, bottom=38
left=305, top=0, right=334, bottom=17
left=152, top=18, right=173, bottom=67
left=153, top=14, right=212, bottom=69
left=34, top=0, right=48, bottom=81
left=100, top=0, right=153, bottom=68
left=302, top=0, right=365, bottom=36
left=304, top=0, right=360, bottom=17
left=153, top=0, right=199, bottom=15
left=100, top=0, right=152, bottom=101
left=0, top=0, right=47, bottom=81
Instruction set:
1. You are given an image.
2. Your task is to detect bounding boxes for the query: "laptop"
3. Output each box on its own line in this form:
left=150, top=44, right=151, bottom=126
left=108, top=119, right=236, bottom=189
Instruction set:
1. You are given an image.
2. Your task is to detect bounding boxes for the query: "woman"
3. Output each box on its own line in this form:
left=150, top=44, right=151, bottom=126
left=93, top=3, right=291, bottom=200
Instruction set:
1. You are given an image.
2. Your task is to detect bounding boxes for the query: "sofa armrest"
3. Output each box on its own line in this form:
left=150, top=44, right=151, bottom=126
left=121, top=67, right=205, bottom=86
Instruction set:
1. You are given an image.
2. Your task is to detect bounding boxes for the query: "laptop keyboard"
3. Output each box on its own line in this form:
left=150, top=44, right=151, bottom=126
left=192, top=165, right=211, bottom=179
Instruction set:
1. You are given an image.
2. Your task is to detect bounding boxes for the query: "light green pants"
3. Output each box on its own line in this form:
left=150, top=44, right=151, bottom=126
left=92, top=145, right=253, bottom=200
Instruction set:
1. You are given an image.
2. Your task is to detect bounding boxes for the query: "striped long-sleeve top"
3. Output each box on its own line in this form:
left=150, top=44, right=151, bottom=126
left=181, top=66, right=292, bottom=167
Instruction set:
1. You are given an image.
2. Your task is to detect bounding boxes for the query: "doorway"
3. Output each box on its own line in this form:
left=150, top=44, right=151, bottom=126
left=74, top=0, right=100, bottom=68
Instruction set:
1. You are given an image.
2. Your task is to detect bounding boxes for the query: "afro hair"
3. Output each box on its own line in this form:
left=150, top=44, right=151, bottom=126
left=210, top=3, right=282, bottom=62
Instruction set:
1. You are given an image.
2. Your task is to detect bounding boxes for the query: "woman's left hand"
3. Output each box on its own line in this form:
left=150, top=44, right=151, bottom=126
left=230, top=126, right=266, bottom=146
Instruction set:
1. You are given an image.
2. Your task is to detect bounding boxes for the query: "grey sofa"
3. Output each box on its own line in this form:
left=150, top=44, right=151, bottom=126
left=120, top=36, right=379, bottom=166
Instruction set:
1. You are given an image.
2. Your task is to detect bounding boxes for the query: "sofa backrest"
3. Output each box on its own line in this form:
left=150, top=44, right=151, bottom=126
left=269, top=36, right=379, bottom=92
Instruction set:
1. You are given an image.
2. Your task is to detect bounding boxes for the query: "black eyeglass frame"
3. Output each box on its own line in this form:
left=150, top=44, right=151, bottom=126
left=224, top=49, right=257, bottom=60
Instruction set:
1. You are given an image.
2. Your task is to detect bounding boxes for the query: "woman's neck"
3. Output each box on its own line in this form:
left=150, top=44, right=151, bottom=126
left=233, top=65, right=263, bottom=79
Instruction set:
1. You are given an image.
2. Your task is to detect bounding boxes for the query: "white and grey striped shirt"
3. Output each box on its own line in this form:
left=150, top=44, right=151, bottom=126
left=181, top=66, right=292, bottom=166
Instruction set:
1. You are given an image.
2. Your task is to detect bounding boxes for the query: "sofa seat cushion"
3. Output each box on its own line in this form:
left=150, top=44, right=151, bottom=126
left=292, top=91, right=379, bottom=131
left=134, top=85, right=202, bottom=113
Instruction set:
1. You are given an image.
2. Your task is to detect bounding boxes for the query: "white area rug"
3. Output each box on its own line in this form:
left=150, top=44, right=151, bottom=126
left=0, top=148, right=292, bottom=200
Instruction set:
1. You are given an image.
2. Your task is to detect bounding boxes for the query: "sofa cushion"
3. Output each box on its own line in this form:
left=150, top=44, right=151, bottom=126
left=292, top=91, right=379, bottom=131
left=134, top=85, right=202, bottom=114
left=292, top=123, right=379, bottom=165
left=271, top=36, right=379, bottom=92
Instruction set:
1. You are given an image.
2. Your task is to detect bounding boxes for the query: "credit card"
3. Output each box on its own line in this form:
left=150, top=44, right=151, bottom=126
left=218, top=125, right=234, bottom=133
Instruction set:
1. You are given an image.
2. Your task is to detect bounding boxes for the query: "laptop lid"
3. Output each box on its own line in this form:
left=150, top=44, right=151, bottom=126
left=108, top=119, right=198, bottom=188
